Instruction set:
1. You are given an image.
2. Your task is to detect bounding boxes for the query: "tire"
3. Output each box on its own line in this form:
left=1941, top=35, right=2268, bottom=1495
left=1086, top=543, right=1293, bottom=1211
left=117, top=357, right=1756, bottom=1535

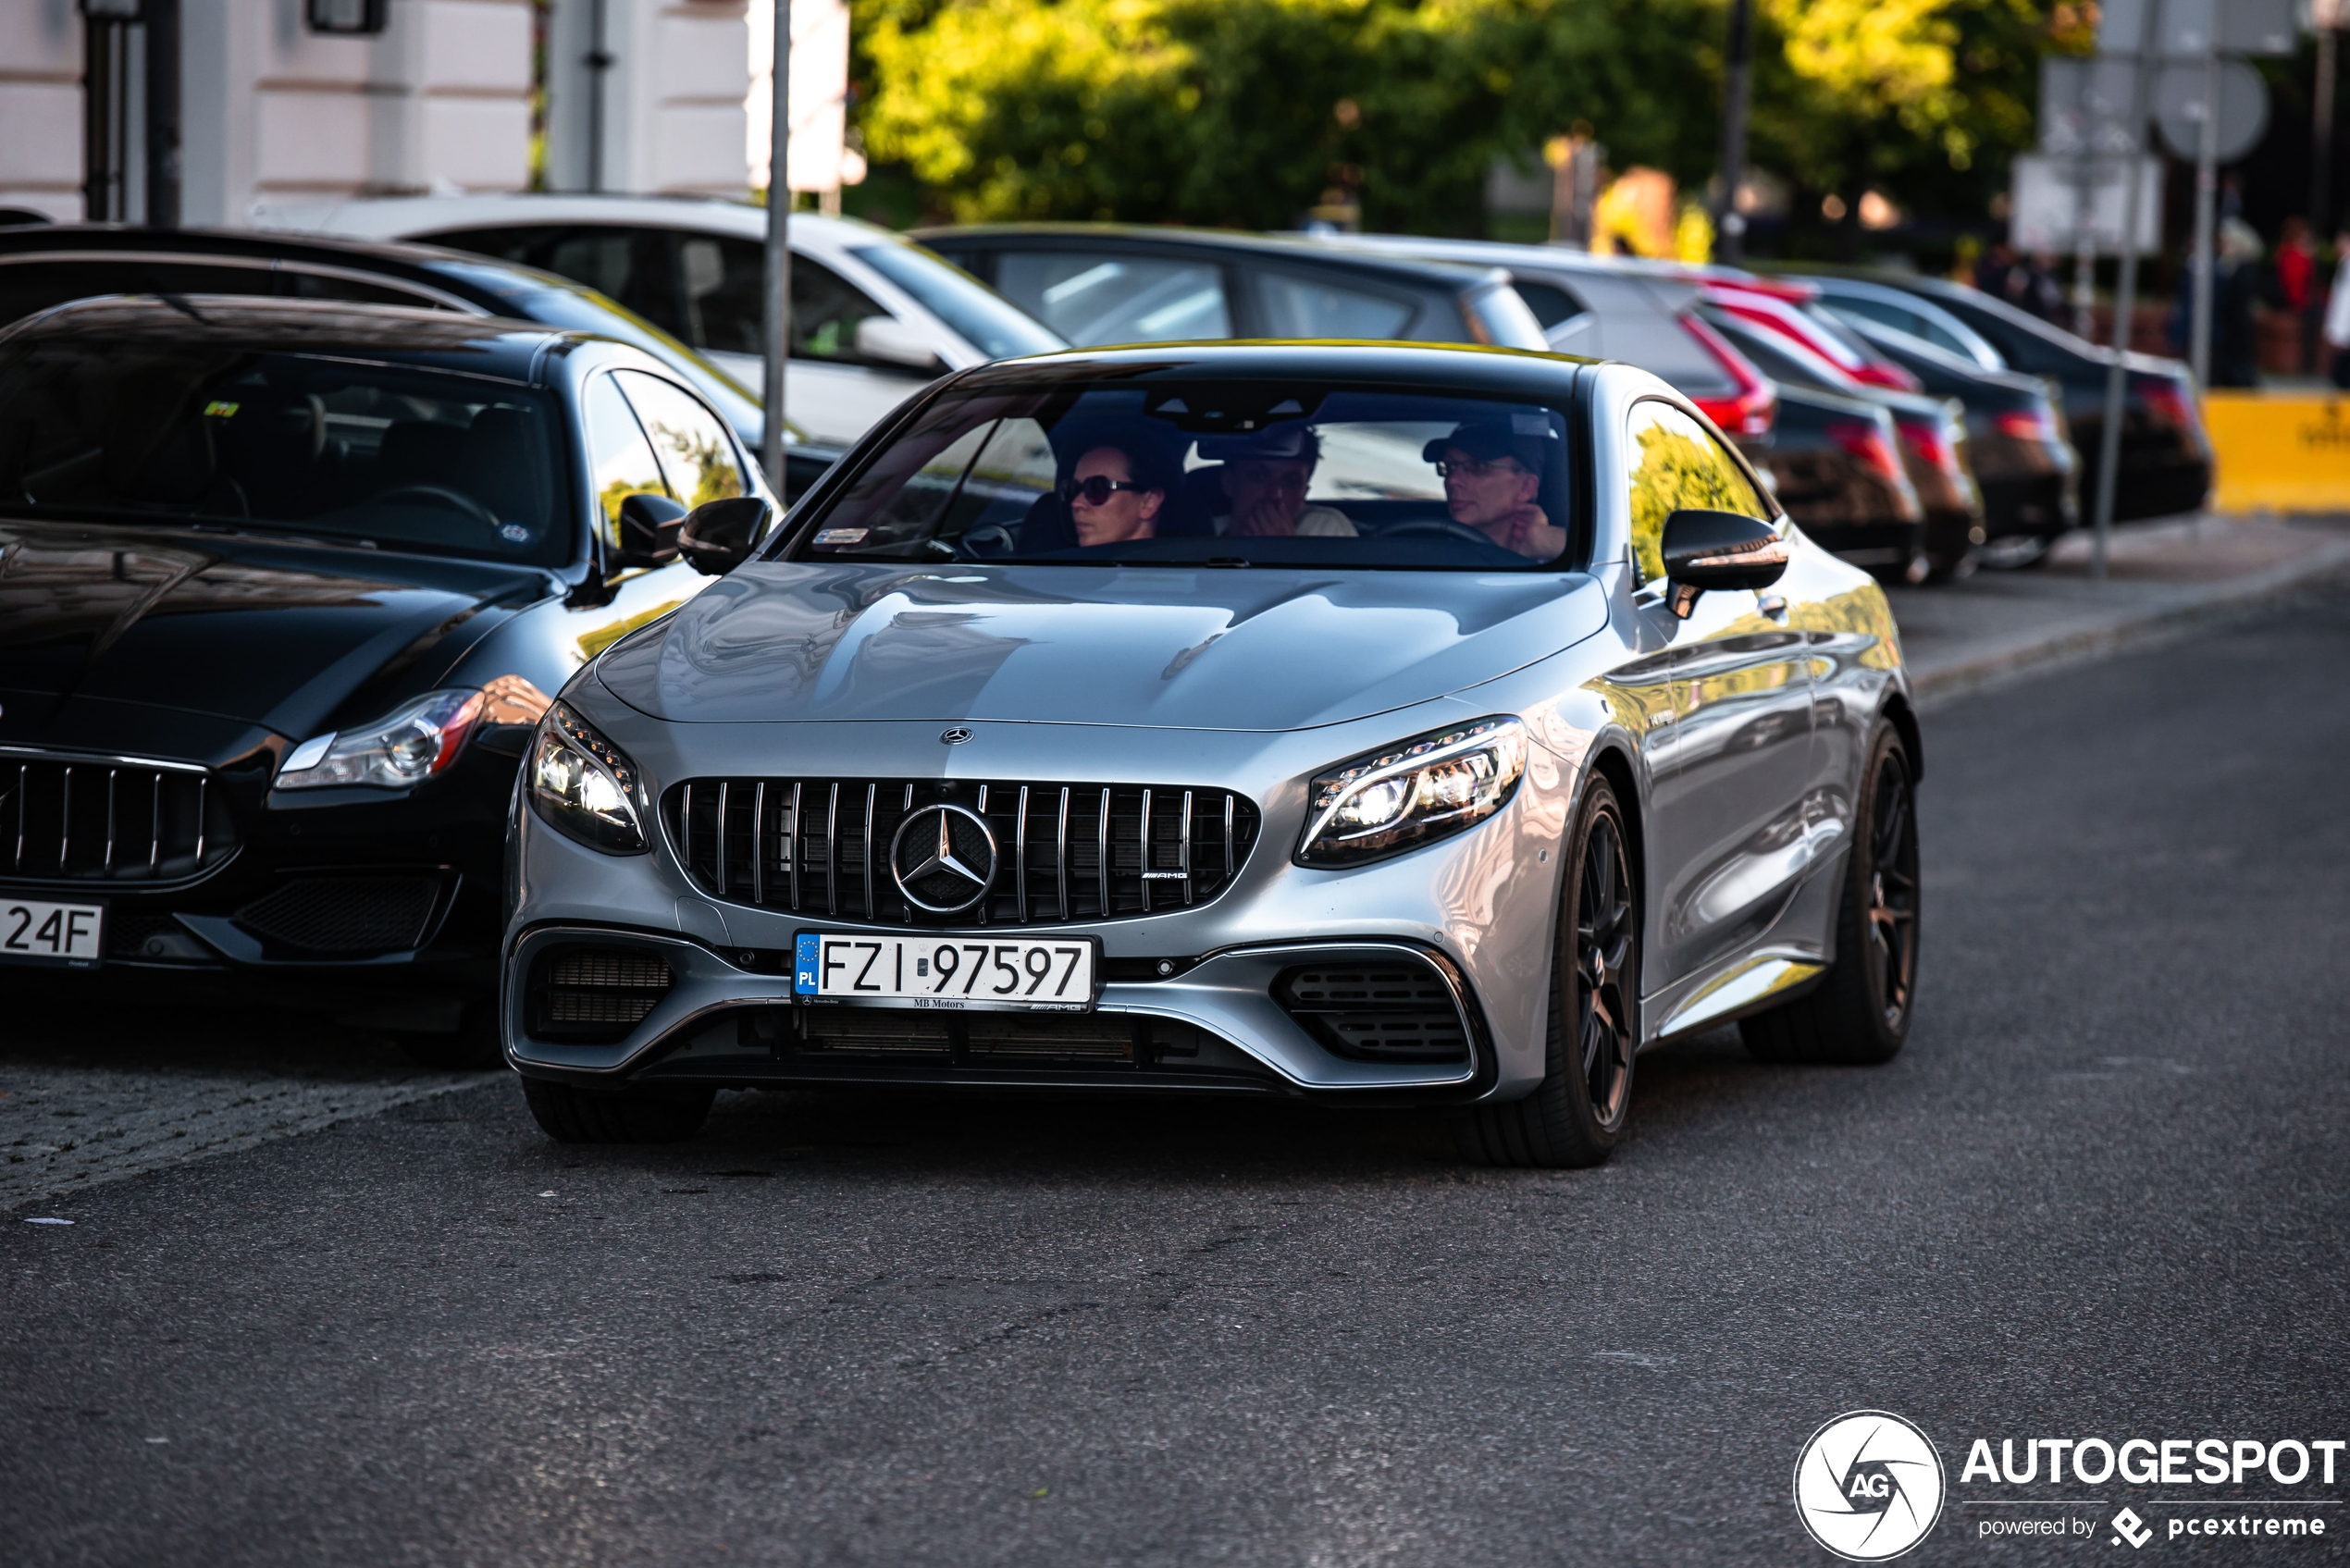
left=1455, top=773, right=1639, bottom=1168
left=389, top=1003, right=505, bottom=1071
left=520, top=1077, right=716, bottom=1144
left=1741, top=724, right=1921, bottom=1066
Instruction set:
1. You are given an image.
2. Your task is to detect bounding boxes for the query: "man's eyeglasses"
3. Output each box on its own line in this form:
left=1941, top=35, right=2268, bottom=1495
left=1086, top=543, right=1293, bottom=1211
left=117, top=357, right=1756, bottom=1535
left=1059, top=475, right=1151, bottom=506
left=1433, top=455, right=1529, bottom=480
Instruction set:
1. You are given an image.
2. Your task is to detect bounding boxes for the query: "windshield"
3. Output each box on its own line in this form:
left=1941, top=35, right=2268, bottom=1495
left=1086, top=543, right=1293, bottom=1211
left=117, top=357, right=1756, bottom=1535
left=0, top=341, right=570, bottom=565
left=848, top=243, right=1067, bottom=361
left=788, top=380, right=1577, bottom=570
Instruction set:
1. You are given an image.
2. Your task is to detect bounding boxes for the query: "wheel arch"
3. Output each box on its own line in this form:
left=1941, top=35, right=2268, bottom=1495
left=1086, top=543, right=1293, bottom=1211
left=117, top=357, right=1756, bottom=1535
left=1882, top=692, right=1923, bottom=783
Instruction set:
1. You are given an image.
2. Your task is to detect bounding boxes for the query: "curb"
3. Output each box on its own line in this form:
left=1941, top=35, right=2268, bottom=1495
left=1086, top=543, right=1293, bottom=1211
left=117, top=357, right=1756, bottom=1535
left=1908, top=543, right=2350, bottom=710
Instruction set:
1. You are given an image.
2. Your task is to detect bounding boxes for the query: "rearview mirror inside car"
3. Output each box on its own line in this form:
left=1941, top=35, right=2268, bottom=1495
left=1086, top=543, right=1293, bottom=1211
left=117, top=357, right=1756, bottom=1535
left=854, top=315, right=947, bottom=374
left=613, top=491, right=686, bottom=570
left=677, top=496, right=773, bottom=576
left=1660, top=509, right=1787, bottom=619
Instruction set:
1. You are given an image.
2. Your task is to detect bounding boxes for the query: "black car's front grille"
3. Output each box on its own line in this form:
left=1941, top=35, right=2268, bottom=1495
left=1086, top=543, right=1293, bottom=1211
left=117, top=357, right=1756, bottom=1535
left=666, top=777, right=1260, bottom=927
left=0, top=750, right=236, bottom=886
left=1276, top=959, right=1474, bottom=1064
left=232, top=876, right=443, bottom=955
left=530, top=945, right=674, bottom=1042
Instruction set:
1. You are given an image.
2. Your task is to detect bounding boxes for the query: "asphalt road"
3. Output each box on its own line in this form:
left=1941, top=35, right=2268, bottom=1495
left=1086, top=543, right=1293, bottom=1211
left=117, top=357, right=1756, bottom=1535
left=6, top=602, right=2348, bottom=1566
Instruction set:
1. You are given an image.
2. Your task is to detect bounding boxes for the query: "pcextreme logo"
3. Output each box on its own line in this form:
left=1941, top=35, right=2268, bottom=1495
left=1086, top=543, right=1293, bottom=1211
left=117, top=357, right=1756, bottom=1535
left=1795, top=1410, right=1948, bottom=1561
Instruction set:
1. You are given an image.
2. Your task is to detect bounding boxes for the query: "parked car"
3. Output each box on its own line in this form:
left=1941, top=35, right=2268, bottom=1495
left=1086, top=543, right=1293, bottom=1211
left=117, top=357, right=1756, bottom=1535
left=1701, top=307, right=1984, bottom=579
left=910, top=225, right=1550, bottom=352
left=1309, top=237, right=1934, bottom=576
left=1794, top=271, right=2211, bottom=524
left=500, top=340, right=1923, bottom=1168
left=0, top=295, right=780, bottom=1066
left=1836, top=313, right=2078, bottom=563
left=0, top=222, right=849, bottom=492
left=258, top=197, right=1067, bottom=448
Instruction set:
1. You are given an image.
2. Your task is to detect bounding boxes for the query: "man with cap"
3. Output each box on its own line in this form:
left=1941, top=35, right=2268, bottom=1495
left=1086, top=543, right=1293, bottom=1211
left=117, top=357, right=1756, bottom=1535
left=1430, top=421, right=1563, bottom=559
left=1207, top=426, right=1357, bottom=537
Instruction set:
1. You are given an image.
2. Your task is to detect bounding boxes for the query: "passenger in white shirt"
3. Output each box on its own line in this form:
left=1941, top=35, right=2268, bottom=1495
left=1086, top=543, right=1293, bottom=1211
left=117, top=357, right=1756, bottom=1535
left=1207, top=426, right=1356, bottom=537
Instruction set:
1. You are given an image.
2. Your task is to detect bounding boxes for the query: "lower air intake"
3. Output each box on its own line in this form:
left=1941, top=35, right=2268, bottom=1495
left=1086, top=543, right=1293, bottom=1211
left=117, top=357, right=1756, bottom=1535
left=232, top=876, right=440, bottom=955
left=1275, top=958, right=1473, bottom=1064
left=533, top=946, right=674, bottom=1042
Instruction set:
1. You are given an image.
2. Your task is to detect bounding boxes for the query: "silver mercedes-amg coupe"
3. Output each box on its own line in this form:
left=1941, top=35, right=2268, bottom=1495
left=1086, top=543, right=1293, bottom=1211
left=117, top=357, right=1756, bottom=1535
left=503, top=341, right=1922, bottom=1167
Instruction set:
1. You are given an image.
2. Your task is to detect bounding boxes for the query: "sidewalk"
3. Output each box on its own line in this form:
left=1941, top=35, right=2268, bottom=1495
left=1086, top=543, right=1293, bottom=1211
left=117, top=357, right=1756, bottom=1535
left=1886, top=512, right=2350, bottom=709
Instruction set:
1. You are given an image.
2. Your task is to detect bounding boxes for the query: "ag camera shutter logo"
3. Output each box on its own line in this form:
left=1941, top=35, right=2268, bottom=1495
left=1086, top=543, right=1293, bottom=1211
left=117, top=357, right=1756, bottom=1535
left=1794, top=1410, right=1947, bottom=1561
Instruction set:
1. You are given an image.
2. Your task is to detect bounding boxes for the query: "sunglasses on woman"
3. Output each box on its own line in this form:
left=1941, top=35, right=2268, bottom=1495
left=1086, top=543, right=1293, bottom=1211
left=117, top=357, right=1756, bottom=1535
left=1059, top=475, right=1152, bottom=506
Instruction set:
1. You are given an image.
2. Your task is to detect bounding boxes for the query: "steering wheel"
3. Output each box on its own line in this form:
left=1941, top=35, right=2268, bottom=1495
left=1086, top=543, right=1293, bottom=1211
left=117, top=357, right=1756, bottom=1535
left=358, top=483, right=500, bottom=528
left=957, top=524, right=1020, bottom=560
left=1377, top=517, right=1528, bottom=560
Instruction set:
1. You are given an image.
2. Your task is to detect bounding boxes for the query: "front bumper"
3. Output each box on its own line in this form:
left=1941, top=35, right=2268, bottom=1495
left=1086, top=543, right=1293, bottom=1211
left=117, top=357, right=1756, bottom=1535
left=503, top=708, right=1579, bottom=1103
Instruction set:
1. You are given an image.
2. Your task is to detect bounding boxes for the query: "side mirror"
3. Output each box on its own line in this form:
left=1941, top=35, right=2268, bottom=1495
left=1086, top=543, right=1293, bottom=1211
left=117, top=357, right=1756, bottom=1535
left=676, top=495, right=773, bottom=575
left=854, top=315, right=946, bottom=374
left=613, top=491, right=687, bottom=570
left=1660, top=509, right=1787, bottom=619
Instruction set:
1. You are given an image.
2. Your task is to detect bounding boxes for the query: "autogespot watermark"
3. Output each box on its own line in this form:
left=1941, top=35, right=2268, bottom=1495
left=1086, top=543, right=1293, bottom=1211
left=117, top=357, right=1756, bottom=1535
left=1794, top=1415, right=2343, bottom=1556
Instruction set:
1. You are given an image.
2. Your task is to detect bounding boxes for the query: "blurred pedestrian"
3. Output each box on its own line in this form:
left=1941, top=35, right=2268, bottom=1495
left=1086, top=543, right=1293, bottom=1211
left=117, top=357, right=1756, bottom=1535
left=2211, top=217, right=2268, bottom=389
left=2275, top=216, right=2318, bottom=372
left=2323, top=229, right=2350, bottom=389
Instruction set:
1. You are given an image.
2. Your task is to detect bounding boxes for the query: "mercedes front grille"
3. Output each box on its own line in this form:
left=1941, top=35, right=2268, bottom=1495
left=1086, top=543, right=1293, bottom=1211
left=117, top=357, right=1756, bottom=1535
left=666, top=777, right=1260, bottom=927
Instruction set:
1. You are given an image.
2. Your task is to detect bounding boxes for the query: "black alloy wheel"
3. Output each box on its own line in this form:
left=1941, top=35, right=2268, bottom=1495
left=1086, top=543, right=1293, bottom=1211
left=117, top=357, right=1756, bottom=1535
left=1742, top=724, right=1920, bottom=1065
left=1456, top=774, right=1639, bottom=1168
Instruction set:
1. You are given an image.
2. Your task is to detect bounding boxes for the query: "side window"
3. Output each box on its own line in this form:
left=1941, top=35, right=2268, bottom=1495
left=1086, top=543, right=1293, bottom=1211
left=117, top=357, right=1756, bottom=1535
left=676, top=236, right=897, bottom=364
left=1511, top=280, right=1589, bottom=332
left=583, top=374, right=672, bottom=542
left=1255, top=272, right=1415, bottom=340
left=1624, top=401, right=1770, bottom=586
left=282, top=271, right=455, bottom=309
left=612, top=370, right=747, bottom=508
left=995, top=251, right=1232, bottom=345
left=423, top=225, right=679, bottom=336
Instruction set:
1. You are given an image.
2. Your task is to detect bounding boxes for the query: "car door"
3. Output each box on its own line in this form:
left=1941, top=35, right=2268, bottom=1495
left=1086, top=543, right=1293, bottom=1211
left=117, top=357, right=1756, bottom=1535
left=1626, top=398, right=1818, bottom=985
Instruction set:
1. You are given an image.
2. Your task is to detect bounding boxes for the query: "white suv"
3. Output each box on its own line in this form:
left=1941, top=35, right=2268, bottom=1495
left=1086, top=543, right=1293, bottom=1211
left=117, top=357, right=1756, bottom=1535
left=256, top=195, right=1065, bottom=447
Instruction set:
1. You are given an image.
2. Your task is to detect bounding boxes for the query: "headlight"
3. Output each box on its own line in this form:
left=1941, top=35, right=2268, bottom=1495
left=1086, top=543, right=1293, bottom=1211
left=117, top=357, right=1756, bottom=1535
left=276, top=688, right=484, bottom=790
left=1296, top=716, right=1528, bottom=867
left=526, top=701, right=647, bottom=854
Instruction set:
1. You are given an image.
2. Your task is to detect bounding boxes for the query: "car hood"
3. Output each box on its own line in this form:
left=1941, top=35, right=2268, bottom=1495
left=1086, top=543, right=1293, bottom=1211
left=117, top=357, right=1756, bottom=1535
left=595, top=562, right=1608, bottom=732
left=0, top=517, right=549, bottom=741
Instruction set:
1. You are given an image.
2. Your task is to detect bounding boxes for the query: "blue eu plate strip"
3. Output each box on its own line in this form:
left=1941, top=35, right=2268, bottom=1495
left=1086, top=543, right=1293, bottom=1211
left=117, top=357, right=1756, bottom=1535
left=794, top=933, right=820, bottom=995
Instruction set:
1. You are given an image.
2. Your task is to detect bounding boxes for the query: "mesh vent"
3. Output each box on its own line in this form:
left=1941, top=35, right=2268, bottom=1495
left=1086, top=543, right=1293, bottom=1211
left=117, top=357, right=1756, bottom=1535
left=531, top=945, right=674, bottom=1043
left=1276, top=960, right=1472, bottom=1064
left=665, top=776, right=1259, bottom=928
left=233, top=876, right=440, bottom=954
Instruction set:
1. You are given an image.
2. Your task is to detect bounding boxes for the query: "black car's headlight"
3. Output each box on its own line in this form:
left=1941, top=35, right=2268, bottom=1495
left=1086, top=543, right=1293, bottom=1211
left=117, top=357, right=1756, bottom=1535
left=526, top=701, right=648, bottom=854
left=1296, top=716, right=1528, bottom=868
left=276, top=688, right=485, bottom=790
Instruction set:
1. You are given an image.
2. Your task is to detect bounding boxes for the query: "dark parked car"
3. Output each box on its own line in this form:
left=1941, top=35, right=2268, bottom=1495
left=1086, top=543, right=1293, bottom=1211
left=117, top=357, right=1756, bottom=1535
left=911, top=225, right=1550, bottom=352
left=1796, top=272, right=2210, bottom=524
left=0, top=223, right=839, bottom=492
left=1702, top=308, right=1980, bottom=579
left=0, top=296, right=778, bottom=1065
left=1837, top=313, right=2078, bottom=563
left=1758, top=385, right=1928, bottom=581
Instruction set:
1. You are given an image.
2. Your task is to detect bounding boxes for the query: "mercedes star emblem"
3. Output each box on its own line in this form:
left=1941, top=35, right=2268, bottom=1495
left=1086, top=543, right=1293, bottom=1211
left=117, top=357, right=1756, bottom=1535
left=939, top=726, right=973, bottom=745
left=889, top=804, right=997, bottom=914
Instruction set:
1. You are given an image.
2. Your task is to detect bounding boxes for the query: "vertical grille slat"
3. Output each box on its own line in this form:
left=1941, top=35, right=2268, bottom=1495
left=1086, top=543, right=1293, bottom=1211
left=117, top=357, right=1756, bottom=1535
left=663, top=775, right=1258, bottom=928
left=0, top=749, right=236, bottom=886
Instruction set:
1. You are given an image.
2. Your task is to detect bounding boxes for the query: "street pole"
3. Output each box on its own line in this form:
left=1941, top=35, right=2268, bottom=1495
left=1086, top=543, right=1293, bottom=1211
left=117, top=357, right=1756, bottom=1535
left=2091, top=0, right=2163, bottom=584
left=1713, top=0, right=1753, bottom=264
left=143, top=0, right=179, bottom=228
left=760, top=0, right=792, bottom=493
left=2187, top=38, right=2219, bottom=389
left=2317, top=8, right=2340, bottom=241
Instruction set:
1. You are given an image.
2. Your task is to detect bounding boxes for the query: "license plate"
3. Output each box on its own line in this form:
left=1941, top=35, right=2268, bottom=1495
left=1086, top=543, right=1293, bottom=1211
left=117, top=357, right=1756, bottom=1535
left=0, top=897, right=105, bottom=968
left=794, top=932, right=1098, bottom=1013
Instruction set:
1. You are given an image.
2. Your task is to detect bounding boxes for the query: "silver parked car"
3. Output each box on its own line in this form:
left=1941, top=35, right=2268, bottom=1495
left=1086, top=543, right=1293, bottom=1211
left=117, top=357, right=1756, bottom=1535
left=503, top=342, right=1923, bottom=1167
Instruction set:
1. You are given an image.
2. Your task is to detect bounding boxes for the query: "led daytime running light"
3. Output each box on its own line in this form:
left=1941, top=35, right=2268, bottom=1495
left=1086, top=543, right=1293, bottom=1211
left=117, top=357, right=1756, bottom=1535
left=1297, top=716, right=1528, bottom=867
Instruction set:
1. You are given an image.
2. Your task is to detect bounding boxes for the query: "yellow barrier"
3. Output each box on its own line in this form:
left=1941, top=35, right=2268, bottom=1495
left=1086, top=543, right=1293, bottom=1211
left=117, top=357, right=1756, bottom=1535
left=2203, top=390, right=2350, bottom=513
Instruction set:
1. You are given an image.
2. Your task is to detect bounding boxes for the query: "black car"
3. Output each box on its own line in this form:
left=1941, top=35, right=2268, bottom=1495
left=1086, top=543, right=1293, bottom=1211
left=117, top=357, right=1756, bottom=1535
left=1798, top=272, right=2210, bottom=524
left=1759, top=385, right=1928, bottom=582
left=911, top=224, right=1550, bottom=352
left=0, top=223, right=840, bottom=491
left=0, top=295, right=778, bottom=1065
